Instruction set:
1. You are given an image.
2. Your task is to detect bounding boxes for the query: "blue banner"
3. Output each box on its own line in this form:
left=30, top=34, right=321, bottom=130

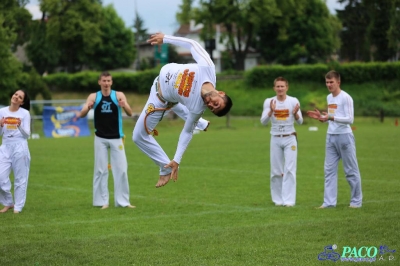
left=43, top=106, right=90, bottom=138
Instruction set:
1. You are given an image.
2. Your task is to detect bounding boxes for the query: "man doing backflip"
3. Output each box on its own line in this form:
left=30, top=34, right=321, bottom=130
left=133, top=33, right=233, bottom=188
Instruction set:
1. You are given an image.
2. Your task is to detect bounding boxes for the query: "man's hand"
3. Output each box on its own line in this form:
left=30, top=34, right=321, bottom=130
left=318, top=112, right=329, bottom=122
left=164, top=160, right=179, bottom=181
left=293, top=103, right=300, bottom=115
left=307, top=109, right=321, bottom=120
left=268, top=99, right=276, bottom=117
left=0, top=118, right=4, bottom=127
left=118, top=99, right=127, bottom=108
left=147, top=33, right=165, bottom=45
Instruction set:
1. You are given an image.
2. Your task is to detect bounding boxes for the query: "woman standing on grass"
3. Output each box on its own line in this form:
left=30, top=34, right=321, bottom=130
left=0, top=90, right=31, bottom=213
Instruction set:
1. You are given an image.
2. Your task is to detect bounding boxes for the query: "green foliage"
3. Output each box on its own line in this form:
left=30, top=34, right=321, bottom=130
left=245, top=62, right=400, bottom=88
left=89, top=5, right=136, bottom=70
left=41, top=0, right=103, bottom=72
left=257, top=0, right=341, bottom=65
left=0, top=0, right=24, bottom=104
left=0, top=117, right=399, bottom=265
left=132, top=12, right=148, bottom=43
left=43, top=70, right=159, bottom=94
left=193, top=0, right=279, bottom=70
left=26, top=19, right=60, bottom=75
left=338, top=0, right=399, bottom=61
left=245, top=64, right=329, bottom=88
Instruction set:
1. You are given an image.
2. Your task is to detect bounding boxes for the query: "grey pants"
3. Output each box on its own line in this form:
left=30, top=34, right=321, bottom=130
left=323, top=133, right=362, bottom=207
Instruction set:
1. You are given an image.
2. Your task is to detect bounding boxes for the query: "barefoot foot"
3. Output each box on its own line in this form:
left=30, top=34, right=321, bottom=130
left=101, top=205, right=109, bottom=209
left=0, top=205, right=14, bottom=213
left=126, top=205, right=136, bottom=209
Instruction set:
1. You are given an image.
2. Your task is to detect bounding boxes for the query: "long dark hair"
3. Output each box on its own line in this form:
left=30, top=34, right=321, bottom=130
left=11, top=90, right=31, bottom=111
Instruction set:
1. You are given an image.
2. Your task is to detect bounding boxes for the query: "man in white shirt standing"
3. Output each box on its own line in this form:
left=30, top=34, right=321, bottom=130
left=260, top=77, right=303, bottom=207
left=133, top=33, right=233, bottom=188
left=307, top=70, right=362, bottom=208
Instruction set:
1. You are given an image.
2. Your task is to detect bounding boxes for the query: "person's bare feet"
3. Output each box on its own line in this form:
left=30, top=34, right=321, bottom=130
left=13, top=210, right=20, bottom=214
left=156, top=173, right=171, bottom=188
left=101, top=205, right=109, bottom=209
left=0, top=205, right=14, bottom=213
left=126, top=205, right=136, bottom=209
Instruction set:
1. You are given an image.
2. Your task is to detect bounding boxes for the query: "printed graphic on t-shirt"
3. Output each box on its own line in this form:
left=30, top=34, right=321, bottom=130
left=4, top=117, right=20, bottom=129
left=274, top=109, right=289, bottom=121
left=174, top=69, right=195, bottom=97
left=328, top=104, right=337, bottom=114
left=101, top=101, right=113, bottom=113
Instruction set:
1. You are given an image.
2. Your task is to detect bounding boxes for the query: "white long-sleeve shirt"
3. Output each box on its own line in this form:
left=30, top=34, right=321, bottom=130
left=159, top=35, right=215, bottom=164
left=0, top=107, right=31, bottom=144
left=326, top=90, right=354, bottom=134
left=260, top=96, right=303, bottom=135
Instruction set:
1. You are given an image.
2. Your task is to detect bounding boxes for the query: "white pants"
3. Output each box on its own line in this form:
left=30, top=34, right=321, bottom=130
left=270, top=135, right=297, bottom=206
left=93, top=136, right=131, bottom=207
left=132, top=79, right=209, bottom=175
left=0, top=141, right=30, bottom=212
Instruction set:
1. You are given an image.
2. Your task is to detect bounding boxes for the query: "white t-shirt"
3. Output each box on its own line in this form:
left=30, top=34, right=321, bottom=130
left=260, top=95, right=303, bottom=135
left=326, top=90, right=354, bottom=134
left=159, top=35, right=216, bottom=163
left=0, top=106, right=31, bottom=144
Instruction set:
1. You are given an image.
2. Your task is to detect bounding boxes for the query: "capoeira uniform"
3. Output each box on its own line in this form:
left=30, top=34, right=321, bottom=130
left=133, top=35, right=214, bottom=174
left=260, top=96, right=303, bottom=206
left=92, top=90, right=131, bottom=207
left=322, top=90, right=362, bottom=207
left=0, top=107, right=31, bottom=212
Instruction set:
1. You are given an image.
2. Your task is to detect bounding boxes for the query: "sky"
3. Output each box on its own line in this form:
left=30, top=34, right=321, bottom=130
left=26, top=0, right=345, bottom=35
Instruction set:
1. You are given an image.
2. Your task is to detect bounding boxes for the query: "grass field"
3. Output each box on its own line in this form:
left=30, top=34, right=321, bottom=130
left=1, top=116, right=399, bottom=265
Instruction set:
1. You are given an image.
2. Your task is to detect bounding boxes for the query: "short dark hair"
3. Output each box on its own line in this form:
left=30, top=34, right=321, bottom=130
left=19, top=90, right=31, bottom=111
left=325, top=70, right=340, bottom=81
left=98, top=71, right=112, bottom=80
left=215, top=95, right=233, bottom=117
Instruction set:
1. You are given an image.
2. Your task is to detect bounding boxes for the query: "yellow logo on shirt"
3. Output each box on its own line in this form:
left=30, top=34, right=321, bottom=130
left=174, top=69, right=195, bottom=97
left=274, top=109, right=289, bottom=121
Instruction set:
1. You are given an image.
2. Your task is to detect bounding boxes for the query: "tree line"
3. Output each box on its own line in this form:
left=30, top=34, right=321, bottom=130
left=0, top=0, right=399, bottom=104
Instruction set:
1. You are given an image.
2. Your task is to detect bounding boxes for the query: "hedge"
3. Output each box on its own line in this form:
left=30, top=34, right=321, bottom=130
left=43, top=62, right=400, bottom=94
left=244, top=62, right=400, bottom=88
left=43, top=70, right=159, bottom=94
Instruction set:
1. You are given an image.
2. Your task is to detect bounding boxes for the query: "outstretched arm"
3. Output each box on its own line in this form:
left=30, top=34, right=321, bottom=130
left=147, top=33, right=213, bottom=67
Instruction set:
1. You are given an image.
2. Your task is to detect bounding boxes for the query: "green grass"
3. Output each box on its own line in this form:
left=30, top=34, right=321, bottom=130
left=1, top=116, right=399, bottom=265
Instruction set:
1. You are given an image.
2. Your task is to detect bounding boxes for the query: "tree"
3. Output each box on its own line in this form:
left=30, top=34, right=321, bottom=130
left=0, top=0, right=25, bottom=104
left=257, top=0, right=341, bottom=65
left=176, top=0, right=194, bottom=25
left=192, top=0, right=279, bottom=70
left=364, top=0, right=396, bottom=61
left=133, top=13, right=149, bottom=42
left=40, top=0, right=103, bottom=72
left=26, top=16, right=60, bottom=75
left=338, top=0, right=399, bottom=62
left=89, top=5, right=135, bottom=70
left=337, top=0, right=370, bottom=61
